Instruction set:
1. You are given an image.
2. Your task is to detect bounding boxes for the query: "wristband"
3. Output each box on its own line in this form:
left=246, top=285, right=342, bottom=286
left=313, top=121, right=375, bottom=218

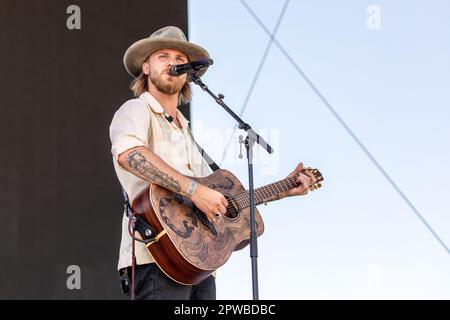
left=186, top=180, right=198, bottom=198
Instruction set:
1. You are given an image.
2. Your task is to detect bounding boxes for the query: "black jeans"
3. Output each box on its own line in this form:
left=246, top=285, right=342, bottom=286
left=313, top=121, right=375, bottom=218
left=124, top=263, right=216, bottom=300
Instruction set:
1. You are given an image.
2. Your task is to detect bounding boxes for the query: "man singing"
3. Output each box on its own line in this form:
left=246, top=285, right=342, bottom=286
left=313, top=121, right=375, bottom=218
left=110, top=26, right=316, bottom=300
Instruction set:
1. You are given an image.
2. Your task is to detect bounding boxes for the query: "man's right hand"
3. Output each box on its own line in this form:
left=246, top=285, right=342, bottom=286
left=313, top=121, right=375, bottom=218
left=190, top=184, right=228, bottom=223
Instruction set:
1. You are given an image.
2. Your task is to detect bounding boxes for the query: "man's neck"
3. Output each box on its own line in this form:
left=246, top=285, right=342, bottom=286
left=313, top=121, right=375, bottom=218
left=149, top=87, right=178, bottom=118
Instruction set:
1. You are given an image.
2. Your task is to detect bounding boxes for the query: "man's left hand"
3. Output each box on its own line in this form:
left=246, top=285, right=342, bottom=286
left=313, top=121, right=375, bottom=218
left=280, top=162, right=317, bottom=198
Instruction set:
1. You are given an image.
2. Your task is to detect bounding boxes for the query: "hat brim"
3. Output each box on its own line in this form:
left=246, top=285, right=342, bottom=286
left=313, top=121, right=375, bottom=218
left=123, top=38, right=210, bottom=79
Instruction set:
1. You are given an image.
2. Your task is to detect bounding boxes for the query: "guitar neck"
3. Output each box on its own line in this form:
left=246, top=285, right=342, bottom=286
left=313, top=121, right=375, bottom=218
left=233, top=176, right=299, bottom=209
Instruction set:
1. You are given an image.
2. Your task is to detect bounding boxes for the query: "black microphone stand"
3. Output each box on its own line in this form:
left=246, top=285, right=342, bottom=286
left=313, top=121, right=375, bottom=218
left=190, top=74, right=273, bottom=300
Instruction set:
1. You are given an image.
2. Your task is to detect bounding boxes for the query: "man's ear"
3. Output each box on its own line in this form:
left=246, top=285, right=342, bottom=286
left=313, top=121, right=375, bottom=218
left=142, top=61, right=150, bottom=75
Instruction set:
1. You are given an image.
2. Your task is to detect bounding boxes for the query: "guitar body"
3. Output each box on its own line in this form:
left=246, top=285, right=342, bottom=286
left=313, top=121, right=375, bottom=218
left=132, top=169, right=265, bottom=285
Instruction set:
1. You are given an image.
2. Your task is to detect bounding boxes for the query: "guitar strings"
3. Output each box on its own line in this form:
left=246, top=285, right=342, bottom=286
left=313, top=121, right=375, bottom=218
left=230, top=176, right=299, bottom=209
left=223, top=172, right=320, bottom=217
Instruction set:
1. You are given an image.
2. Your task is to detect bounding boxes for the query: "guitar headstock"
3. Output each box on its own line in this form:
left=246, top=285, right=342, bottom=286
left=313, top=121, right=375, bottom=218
left=302, top=168, right=324, bottom=191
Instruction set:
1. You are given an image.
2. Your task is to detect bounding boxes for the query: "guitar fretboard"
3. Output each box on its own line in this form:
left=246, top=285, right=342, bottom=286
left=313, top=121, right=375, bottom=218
left=232, top=176, right=298, bottom=209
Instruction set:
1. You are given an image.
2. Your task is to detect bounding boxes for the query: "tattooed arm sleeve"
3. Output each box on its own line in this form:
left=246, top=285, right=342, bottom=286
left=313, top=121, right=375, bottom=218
left=118, top=146, right=191, bottom=195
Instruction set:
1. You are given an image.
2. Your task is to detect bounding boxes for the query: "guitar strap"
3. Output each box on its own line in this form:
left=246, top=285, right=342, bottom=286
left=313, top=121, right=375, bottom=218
left=120, top=187, right=156, bottom=300
left=121, top=188, right=156, bottom=242
left=186, top=126, right=221, bottom=172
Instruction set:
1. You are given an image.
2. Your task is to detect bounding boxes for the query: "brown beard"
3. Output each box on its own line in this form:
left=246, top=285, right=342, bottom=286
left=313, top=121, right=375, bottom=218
left=149, top=69, right=184, bottom=95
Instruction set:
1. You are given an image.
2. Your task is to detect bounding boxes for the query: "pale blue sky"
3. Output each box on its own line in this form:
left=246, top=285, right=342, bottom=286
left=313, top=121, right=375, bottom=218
left=188, top=0, right=450, bottom=299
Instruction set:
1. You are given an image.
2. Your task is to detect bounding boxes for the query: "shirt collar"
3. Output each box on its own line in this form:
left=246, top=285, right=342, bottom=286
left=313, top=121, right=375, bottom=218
left=139, top=92, right=164, bottom=113
left=140, top=91, right=190, bottom=127
left=176, top=109, right=190, bottom=128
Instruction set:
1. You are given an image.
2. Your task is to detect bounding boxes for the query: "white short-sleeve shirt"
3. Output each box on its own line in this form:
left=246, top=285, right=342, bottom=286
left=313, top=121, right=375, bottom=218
left=110, top=92, right=211, bottom=270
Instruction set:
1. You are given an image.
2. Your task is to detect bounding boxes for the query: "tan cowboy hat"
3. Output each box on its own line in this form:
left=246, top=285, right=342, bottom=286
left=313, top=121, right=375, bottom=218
left=123, top=26, right=210, bottom=78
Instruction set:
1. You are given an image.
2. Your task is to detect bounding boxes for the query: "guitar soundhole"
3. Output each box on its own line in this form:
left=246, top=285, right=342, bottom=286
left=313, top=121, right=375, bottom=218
left=224, top=195, right=239, bottom=219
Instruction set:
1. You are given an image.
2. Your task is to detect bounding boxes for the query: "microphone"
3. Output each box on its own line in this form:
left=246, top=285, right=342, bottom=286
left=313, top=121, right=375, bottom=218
left=164, top=113, right=173, bottom=123
left=169, top=59, right=213, bottom=76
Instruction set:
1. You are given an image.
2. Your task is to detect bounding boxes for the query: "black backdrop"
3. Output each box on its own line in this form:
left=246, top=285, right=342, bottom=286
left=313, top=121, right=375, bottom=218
left=0, top=0, right=188, bottom=299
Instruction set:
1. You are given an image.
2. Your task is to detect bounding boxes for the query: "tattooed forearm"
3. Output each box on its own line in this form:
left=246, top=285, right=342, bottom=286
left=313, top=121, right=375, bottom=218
left=127, top=150, right=182, bottom=193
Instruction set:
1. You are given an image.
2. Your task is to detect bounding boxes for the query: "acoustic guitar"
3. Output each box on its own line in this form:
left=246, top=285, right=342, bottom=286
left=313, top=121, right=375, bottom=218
left=132, top=168, right=324, bottom=285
